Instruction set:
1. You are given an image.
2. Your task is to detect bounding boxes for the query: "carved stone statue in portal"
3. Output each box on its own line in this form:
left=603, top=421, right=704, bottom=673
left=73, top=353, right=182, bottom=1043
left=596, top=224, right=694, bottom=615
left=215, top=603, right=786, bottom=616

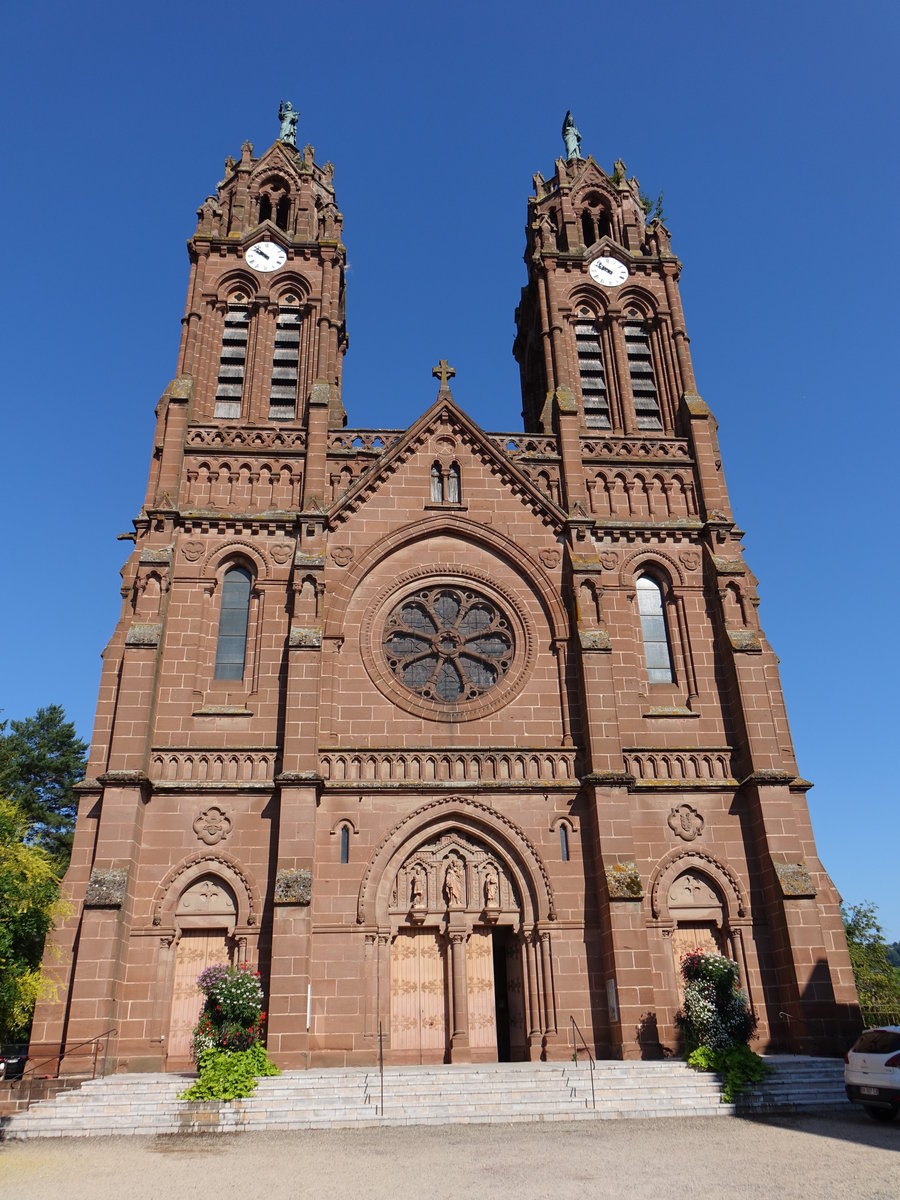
left=389, top=831, right=521, bottom=925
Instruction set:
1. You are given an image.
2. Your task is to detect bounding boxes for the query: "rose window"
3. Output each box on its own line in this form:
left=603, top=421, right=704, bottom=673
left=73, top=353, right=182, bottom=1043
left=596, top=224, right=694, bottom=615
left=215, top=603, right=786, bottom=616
left=383, top=587, right=514, bottom=704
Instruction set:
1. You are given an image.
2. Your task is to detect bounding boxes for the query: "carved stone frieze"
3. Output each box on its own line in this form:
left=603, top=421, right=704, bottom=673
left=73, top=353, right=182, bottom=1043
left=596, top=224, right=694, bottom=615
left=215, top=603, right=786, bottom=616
left=727, top=629, right=762, bottom=653
left=274, top=867, right=313, bottom=905
left=125, top=623, right=162, bottom=647
left=578, top=628, right=611, bottom=650
left=84, top=867, right=129, bottom=908
left=774, top=861, right=816, bottom=898
left=605, top=861, right=643, bottom=900
left=290, top=625, right=323, bottom=647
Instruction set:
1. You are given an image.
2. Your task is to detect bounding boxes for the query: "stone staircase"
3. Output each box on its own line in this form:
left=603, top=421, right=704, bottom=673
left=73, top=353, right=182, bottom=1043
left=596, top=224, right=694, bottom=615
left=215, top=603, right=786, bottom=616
left=0, top=1057, right=850, bottom=1139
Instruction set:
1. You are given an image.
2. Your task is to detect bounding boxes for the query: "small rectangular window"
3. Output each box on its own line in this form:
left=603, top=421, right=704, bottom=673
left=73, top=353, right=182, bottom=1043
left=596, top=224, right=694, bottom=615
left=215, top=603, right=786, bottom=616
left=340, top=826, right=350, bottom=864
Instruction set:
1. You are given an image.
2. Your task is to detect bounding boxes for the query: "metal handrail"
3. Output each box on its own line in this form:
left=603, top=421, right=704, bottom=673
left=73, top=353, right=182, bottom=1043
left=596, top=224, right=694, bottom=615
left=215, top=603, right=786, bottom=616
left=378, top=1021, right=384, bottom=1116
left=12, top=1029, right=117, bottom=1108
left=569, top=1016, right=596, bottom=1110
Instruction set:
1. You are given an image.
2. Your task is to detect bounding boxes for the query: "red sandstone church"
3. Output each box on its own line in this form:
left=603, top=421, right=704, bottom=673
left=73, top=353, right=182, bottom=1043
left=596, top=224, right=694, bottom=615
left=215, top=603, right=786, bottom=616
left=31, top=112, right=860, bottom=1073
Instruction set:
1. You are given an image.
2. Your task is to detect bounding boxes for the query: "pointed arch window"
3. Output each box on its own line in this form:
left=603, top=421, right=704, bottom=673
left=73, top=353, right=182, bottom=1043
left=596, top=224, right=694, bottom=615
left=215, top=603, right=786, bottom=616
left=624, top=312, right=662, bottom=430
left=269, top=299, right=302, bottom=420
left=214, top=299, right=250, bottom=419
left=340, top=826, right=350, bottom=864
left=637, top=575, right=673, bottom=684
left=576, top=308, right=610, bottom=429
left=214, top=565, right=253, bottom=680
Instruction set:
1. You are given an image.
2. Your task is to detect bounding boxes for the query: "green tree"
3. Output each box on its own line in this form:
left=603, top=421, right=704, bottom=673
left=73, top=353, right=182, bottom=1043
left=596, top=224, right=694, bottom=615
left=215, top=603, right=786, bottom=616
left=842, top=902, right=900, bottom=1020
left=0, top=705, right=87, bottom=865
left=0, top=797, right=65, bottom=1040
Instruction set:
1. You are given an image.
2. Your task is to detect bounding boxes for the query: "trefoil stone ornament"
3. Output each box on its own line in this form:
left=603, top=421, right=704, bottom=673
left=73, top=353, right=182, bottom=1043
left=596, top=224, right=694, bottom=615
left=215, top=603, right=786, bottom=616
left=667, top=803, right=704, bottom=842
left=192, top=805, right=233, bottom=847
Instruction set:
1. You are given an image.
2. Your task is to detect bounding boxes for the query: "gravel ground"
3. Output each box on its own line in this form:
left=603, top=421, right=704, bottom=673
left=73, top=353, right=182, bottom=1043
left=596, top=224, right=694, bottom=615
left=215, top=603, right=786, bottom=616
left=1, top=1113, right=897, bottom=1200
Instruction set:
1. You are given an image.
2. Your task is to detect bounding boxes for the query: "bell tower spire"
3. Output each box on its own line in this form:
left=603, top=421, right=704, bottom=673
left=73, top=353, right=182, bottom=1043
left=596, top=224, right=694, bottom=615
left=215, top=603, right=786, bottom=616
left=513, top=121, right=695, bottom=439
left=174, top=104, right=348, bottom=439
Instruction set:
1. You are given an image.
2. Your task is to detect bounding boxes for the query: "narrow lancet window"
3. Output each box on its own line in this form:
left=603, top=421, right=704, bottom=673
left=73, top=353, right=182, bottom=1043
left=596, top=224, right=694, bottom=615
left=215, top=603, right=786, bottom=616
left=560, top=824, right=570, bottom=862
left=576, top=309, right=610, bottom=428
left=637, top=575, right=673, bottom=684
left=340, top=826, right=350, bottom=864
left=214, top=566, right=252, bottom=681
left=214, top=301, right=249, bottom=419
left=624, top=313, right=662, bottom=430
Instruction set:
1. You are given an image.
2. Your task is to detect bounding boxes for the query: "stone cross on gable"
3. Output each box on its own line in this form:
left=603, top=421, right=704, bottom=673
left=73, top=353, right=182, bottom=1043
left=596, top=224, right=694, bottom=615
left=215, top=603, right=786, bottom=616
left=432, top=359, right=456, bottom=393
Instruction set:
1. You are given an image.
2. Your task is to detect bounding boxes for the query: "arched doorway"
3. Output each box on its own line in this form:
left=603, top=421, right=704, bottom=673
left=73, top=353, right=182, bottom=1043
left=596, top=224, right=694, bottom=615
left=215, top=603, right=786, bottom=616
left=358, top=797, right=557, bottom=1065
left=388, top=830, right=526, bottom=1063
left=166, top=875, right=237, bottom=1063
left=668, top=869, right=727, bottom=1001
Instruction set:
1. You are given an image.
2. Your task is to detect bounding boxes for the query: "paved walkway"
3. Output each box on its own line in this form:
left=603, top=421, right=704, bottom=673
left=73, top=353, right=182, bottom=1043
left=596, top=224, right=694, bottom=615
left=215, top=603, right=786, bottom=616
left=1, top=1112, right=897, bottom=1199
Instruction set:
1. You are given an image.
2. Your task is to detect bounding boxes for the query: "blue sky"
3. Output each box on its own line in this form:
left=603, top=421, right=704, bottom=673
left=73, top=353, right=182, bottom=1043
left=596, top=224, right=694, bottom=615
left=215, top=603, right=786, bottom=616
left=2, top=2, right=898, bottom=938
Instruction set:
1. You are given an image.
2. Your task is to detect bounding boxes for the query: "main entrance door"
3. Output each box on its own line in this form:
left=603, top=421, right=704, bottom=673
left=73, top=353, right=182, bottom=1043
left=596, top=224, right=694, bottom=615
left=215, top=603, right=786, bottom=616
left=466, top=929, right=498, bottom=1056
left=390, top=930, right=448, bottom=1063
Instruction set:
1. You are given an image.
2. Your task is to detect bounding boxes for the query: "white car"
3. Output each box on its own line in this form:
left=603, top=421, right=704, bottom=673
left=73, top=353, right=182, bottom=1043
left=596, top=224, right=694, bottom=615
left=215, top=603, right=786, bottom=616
left=844, top=1026, right=900, bottom=1121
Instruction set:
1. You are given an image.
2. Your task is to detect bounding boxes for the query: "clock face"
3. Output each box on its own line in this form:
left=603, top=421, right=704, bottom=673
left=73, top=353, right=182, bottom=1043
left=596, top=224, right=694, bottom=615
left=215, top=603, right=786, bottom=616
left=245, top=241, right=287, bottom=273
left=589, top=256, right=629, bottom=287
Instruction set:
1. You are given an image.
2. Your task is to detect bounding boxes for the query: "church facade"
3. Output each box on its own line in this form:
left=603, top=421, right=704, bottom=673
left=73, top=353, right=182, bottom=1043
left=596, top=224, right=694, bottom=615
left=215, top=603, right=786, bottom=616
left=31, top=115, right=859, bottom=1072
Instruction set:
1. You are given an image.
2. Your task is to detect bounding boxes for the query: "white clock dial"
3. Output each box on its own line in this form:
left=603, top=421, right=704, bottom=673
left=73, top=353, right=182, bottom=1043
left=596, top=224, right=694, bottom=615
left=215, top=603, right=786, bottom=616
left=589, top=256, right=629, bottom=287
left=245, top=241, right=287, bottom=273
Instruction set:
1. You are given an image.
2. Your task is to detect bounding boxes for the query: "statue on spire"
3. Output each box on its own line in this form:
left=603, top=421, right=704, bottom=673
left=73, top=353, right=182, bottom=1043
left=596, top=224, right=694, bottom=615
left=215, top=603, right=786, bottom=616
left=278, top=101, right=299, bottom=146
left=562, top=110, right=582, bottom=161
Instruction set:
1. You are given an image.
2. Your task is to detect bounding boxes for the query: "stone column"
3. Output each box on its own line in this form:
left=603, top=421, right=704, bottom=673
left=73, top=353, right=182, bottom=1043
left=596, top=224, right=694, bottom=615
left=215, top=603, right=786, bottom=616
left=448, top=932, right=470, bottom=1059
left=522, top=932, right=542, bottom=1059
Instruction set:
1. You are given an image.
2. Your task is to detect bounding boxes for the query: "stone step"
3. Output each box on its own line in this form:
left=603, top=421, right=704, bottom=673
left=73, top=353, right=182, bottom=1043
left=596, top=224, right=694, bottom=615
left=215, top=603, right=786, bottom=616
left=2, top=1057, right=851, bottom=1139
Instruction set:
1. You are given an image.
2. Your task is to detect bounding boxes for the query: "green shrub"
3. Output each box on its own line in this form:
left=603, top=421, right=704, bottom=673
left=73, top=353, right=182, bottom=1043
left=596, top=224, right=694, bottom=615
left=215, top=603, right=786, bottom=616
left=687, top=1043, right=771, bottom=1102
left=179, top=1043, right=280, bottom=1102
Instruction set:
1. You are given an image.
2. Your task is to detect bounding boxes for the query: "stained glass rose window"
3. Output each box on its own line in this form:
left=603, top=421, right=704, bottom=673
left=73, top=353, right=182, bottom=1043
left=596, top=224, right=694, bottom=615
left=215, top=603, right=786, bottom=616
left=383, top=587, right=514, bottom=704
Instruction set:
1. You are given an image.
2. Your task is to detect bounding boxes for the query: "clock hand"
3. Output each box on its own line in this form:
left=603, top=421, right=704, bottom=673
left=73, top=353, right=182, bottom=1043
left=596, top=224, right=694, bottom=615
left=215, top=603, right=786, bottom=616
left=256, top=248, right=270, bottom=259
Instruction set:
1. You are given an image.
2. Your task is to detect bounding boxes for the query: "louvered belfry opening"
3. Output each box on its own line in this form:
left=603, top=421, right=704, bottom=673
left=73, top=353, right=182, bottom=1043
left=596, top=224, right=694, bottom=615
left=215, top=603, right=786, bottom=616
left=213, top=303, right=249, bottom=419
left=575, top=309, right=610, bottom=429
left=269, top=304, right=302, bottom=420
left=624, top=312, right=662, bottom=430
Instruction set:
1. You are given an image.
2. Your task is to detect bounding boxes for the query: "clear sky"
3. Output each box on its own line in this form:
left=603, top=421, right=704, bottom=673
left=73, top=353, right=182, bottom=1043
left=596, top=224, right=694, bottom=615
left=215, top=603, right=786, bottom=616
left=2, top=2, right=898, bottom=938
